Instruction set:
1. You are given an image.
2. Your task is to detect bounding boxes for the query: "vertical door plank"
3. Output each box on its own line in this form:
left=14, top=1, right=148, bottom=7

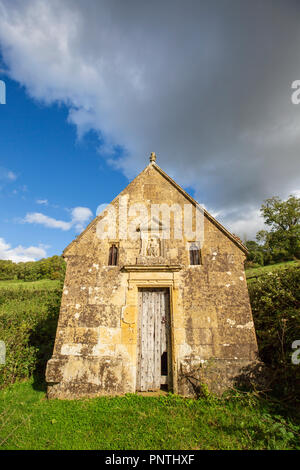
left=153, top=290, right=161, bottom=390
left=141, top=290, right=148, bottom=391
left=146, top=290, right=150, bottom=391
left=148, top=290, right=154, bottom=390
left=161, top=290, right=166, bottom=356
left=165, top=290, right=171, bottom=390
left=136, top=290, right=142, bottom=391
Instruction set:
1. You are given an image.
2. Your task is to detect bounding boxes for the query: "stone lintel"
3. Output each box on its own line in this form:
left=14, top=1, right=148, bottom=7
left=122, top=264, right=182, bottom=272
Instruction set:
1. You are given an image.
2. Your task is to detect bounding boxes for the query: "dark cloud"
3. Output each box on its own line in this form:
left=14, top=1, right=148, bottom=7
left=0, top=0, right=300, bottom=237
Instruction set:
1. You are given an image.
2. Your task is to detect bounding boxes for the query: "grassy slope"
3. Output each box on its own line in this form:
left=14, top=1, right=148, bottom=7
left=245, top=260, right=299, bottom=281
left=0, top=279, right=60, bottom=289
left=0, top=380, right=299, bottom=450
left=0, top=279, right=61, bottom=326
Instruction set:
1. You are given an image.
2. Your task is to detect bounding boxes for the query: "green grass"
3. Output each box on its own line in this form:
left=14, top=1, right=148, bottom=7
left=0, top=279, right=60, bottom=290
left=0, top=269, right=299, bottom=450
left=245, top=260, right=300, bottom=282
left=0, top=380, right=299, bottom=450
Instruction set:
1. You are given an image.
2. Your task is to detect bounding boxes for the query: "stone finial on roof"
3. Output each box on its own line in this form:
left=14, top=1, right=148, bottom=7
left=150, top=152, right=156, bottom=163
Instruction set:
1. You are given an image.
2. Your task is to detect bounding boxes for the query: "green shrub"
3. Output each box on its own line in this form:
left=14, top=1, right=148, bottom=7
left=253, top=251, right=264, bottom=266
left=0, top=286, right=62, bottom=389
left=248, top=266, right=300, bottom=401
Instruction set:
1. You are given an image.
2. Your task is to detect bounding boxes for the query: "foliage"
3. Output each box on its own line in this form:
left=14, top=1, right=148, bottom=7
left=245, top=195, right=300, bottom=266
left=248, top=266, right=300, bottom=401
left=244, top=240, right=265, bottom=267
left=0, top=255, right=66, bottom=282
left=0, top=381, right=299, bottom=450
left=258, top=195, right=300, bottom=258
left=0, top=282, right=62, bottom=389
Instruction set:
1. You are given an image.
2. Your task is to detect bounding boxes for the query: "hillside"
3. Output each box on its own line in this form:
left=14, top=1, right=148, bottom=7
left=245, top=260, right=300, bottom=282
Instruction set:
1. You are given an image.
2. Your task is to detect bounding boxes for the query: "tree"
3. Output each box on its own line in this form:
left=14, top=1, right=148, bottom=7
left=257, top=195, right=300, bottom=259
left=244, top=240, right=265, bottom=266
left=0, top=255, right=66, bottom=281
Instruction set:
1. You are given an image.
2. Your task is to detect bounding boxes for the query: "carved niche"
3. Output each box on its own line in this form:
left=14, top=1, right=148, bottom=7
left=136, top=217, right=166, bottom=265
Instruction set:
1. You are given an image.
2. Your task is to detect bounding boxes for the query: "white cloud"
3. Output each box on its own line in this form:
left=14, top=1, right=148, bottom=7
left=0, top=166, right=17, bottom=183
left=24, top=212, right=71, bottom=230
left=70, top=206, right=93, bottom=232
left=222, top=209, right=266, bottom=242
left=23, top=206, right=93, bottom=233
left=0, top=237, right=47, bottom=262
left=36, top=199, right=48, bottom=205
left=96, top=203, right=109, bottom=216
left=291, top=189, right=300, bottom=198
left=7, top=171, right=17, bottom=181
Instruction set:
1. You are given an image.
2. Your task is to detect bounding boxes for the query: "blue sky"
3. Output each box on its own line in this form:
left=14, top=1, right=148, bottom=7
left=0, top=75, right=130, bottom=261
left=0, top=1, right=300, bottom=261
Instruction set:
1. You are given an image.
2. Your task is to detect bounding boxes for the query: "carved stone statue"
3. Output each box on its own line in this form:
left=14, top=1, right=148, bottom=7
left=147, top=237, right=160, bottom=257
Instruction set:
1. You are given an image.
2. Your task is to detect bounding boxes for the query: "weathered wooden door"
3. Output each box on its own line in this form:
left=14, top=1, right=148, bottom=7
left=137, top=288, right=171, bottom=391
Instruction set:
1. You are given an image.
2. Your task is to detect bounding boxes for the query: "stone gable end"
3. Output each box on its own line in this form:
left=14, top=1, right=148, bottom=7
left=46, top=158, right=258, bottom=398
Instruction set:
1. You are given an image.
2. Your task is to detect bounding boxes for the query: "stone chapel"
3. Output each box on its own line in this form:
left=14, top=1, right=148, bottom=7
left=46, top=153, right=258, bottom=398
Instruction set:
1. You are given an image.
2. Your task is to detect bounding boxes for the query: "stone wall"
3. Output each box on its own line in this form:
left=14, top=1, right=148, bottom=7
left=46, top=163, right=258, bottom=398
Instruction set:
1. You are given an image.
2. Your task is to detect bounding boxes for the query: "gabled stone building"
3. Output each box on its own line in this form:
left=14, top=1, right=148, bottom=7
left=46, top=153, right=258, bottom=398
